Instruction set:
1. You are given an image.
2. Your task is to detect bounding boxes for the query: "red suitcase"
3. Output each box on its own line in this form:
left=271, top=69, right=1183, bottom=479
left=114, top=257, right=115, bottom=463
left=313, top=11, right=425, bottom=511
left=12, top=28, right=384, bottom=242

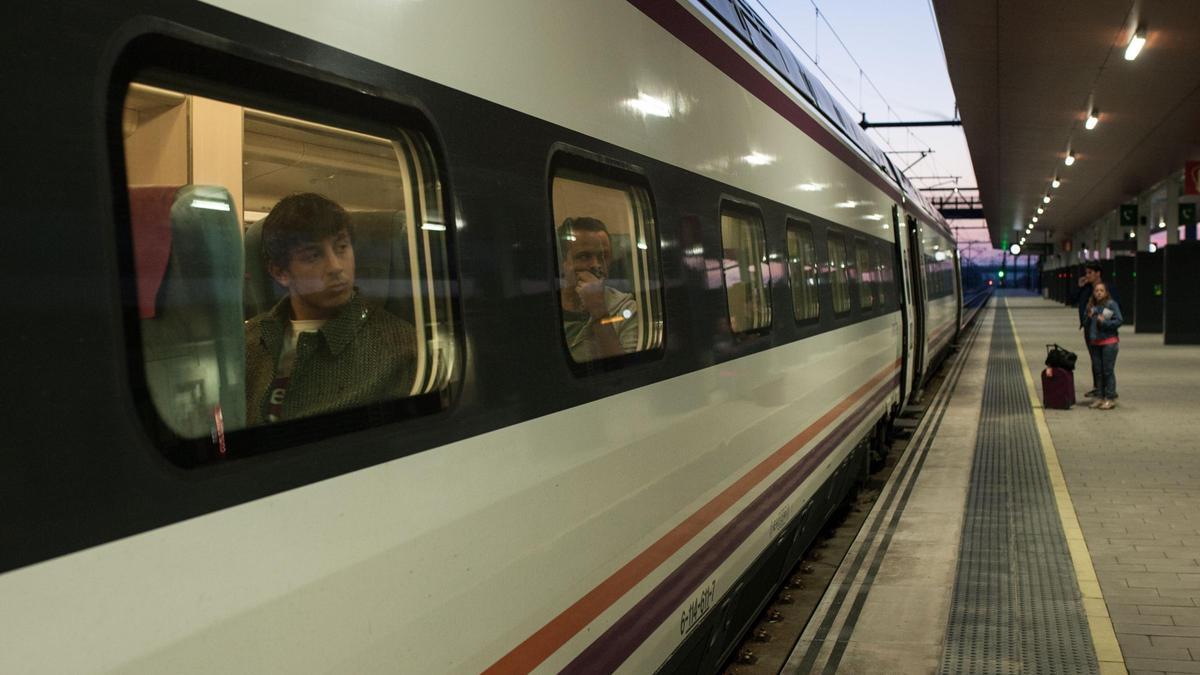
left=1041, top=367, right=1075, bottom=409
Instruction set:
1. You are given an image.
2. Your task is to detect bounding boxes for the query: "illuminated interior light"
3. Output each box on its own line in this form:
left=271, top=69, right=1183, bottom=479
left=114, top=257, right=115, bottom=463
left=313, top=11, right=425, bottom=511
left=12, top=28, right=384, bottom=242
left=1085, top=109, right=1100, bottom=130
left=625, top=92, right=672, bottom=118
left=863, top=214, right=883, bottom=221
left=1149, top=242, right=1158, bottom=253
left=1009, top=243, right=1022, bottom=255
left=1159, top=218, right=1167, bottom=229
left=636, top=241, right=648, bottom=250
left=1032, top=216, right=1039, bottom=223
left=1064, top=152, right=1076, bottom=166
left=1037, top=206, right=1045, bottom=214
left=190, top=199, right=230, bottom=212
left=934, top=251, right=947, bottom=262
left=421, top=222, right=447, bottom=231
left=796, top=182, right=827, bottom=192
left=834, top=200, right=859, bottom=209
left=1125, top=28, right=1146, bottom=61
left=1043, top=195, right=1052, bottom=204
left=1051, top=177, right=1061, bottom=189
left=742, top=152, right=775, bottom=166
left=1128, top=231, right=1136, bottom=239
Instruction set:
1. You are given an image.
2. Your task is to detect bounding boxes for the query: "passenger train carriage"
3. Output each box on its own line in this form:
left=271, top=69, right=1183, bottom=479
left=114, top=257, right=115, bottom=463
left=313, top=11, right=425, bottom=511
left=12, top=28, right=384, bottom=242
left=0, top=0, right=964, bottom=672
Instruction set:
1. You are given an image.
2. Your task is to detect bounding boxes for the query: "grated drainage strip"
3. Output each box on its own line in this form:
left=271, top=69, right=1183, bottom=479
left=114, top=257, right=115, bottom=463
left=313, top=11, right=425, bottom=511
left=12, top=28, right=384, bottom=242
left=939, top=302, right=1098, bottom=674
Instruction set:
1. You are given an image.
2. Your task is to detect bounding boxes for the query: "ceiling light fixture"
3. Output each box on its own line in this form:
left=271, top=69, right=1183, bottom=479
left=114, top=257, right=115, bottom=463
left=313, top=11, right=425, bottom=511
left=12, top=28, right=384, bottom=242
left=1032, top=216, right=1039, bottom=223
left=1085, top=109, right=1100, bottom=130
left=1125, top=26, right=1147, bottom=61
left=1064, top=151, right=1076, bottom=166
left=1044, top=195, right=1052, bottom=204
left=1051, top=177, right=1061, bottom=189
left=1037, top=206, right=1045, bottom=214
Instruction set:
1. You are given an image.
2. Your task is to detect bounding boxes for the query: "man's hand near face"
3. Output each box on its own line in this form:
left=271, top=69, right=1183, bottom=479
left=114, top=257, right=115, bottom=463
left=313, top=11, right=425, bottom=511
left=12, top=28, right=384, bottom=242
left=574, top=269, right=623, bottom=358
left=576, top=269, right=608, bottom=319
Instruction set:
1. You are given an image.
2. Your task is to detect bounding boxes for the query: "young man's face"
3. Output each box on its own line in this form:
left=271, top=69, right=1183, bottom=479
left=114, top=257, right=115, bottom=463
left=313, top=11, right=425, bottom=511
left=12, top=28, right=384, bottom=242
left=562, top=229, right=610, bottom=285
left=271, top=229, right=356, bottom=320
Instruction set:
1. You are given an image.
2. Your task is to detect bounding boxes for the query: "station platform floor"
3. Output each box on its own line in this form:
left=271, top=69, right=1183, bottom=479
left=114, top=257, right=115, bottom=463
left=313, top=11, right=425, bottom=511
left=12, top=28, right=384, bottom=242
left=783, top=291, right=1200, bottom=675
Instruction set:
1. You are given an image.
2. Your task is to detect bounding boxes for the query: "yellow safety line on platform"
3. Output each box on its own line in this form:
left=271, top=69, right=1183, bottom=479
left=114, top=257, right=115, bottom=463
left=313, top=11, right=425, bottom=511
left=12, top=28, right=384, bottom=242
left=1006, top=301, right=1127, bottom=675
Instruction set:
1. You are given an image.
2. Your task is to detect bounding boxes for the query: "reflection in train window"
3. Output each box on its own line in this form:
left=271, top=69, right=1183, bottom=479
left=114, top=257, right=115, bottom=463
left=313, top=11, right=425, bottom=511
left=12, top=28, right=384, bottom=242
left=873, top=243, right=889, bottom=307
left=855, top=238, right=874, bottom=310
left=785, top=219, right=820, bottom=322
left=551, top=167, right=664, bottom=364
left=720, top=205, right=772, bottom=333
left=826, top=231, right=852, bottom=314
left=121, top=81, right=456, bottom=454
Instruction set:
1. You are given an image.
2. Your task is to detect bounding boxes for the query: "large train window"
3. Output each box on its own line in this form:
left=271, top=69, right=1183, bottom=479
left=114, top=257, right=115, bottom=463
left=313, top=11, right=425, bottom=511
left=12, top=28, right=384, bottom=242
left=826, top=231, right=852, bottom=314
left=120, top=80, right=456, bottom=463
left=785, top=219, right=820, bottom=322
left=720, top=203, right=772, bottom=333
left=551, top=161, right=664, bottom=365
left=855, top=237, right=875, bottom=310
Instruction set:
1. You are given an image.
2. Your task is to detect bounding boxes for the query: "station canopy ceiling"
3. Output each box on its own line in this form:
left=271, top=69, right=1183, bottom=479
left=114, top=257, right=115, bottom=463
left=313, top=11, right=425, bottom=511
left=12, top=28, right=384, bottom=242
left=932, top=0, right=1200, bottom=249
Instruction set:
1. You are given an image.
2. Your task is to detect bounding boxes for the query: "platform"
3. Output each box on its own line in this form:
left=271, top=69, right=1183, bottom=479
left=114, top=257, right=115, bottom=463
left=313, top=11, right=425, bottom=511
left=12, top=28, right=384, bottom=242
left=784, top=291, right=1200, bottom=674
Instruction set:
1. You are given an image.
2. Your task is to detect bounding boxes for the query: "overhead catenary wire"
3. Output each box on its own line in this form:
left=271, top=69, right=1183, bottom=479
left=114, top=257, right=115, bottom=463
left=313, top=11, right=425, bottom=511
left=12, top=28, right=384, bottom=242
left=751, top=0, right=948, bottom=181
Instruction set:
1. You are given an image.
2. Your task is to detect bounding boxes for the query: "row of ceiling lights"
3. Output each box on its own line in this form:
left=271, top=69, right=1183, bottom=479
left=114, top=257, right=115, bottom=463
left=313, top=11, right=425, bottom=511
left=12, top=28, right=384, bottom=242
left=1017, top=23, right=1148, bottom=253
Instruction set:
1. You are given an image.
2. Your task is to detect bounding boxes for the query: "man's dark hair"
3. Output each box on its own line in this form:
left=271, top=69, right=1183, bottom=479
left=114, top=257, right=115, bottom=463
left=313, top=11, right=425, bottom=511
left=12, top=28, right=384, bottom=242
left=261, top=193, right=353, bottom=269
left=1085, top=262, right=1103, bottom=275
left=556, top=216, right=609, bottom=253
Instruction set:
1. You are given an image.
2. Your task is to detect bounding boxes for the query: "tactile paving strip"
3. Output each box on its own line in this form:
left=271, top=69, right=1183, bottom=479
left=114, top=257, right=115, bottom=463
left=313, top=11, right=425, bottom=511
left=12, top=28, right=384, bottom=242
left=939, top=304, right=1098, bottom=674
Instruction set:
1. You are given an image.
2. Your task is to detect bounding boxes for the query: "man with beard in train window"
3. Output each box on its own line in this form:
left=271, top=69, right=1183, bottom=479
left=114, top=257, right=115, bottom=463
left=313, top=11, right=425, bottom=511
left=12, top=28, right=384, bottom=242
left=245, top=193, right=417, bottom=424
left=557, top=216, right=639, bottom=362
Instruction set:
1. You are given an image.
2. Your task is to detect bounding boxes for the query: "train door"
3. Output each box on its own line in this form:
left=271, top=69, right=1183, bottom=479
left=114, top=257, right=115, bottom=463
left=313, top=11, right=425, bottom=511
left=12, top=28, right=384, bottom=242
left=954, top=248, right=964, bottom=333
left=905, top=213, right=927, bottom=400
left=892, top=205, right=914, bottom=405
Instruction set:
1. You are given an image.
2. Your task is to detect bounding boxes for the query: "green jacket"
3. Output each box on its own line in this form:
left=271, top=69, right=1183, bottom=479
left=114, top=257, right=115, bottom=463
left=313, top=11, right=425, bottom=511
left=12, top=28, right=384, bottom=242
left=245, top=292, right=417, bottom=425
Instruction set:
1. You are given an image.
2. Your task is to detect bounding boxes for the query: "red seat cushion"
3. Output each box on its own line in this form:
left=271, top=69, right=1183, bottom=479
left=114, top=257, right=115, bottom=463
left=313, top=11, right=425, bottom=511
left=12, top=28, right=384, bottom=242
left=128, top=186, right=178, bottom=319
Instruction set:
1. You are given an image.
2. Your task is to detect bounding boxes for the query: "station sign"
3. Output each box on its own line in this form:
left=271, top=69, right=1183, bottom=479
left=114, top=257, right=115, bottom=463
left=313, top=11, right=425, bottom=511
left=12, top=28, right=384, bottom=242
left=1186, top=161, right=1200, bottom=196
left=1120, top=204, right=1138, bottom=227
left=1180, top=202, right=1197, bottom=226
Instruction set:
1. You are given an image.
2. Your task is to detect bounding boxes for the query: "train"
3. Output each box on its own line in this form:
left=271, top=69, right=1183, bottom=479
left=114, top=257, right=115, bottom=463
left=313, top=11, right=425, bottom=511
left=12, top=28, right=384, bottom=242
left=0, top=0, right=981, bottom=672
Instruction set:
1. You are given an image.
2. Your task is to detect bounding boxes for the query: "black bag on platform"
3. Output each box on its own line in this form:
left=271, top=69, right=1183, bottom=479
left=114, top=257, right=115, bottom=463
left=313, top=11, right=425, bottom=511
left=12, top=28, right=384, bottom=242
left=1045, top=343, right=1077, bottom=371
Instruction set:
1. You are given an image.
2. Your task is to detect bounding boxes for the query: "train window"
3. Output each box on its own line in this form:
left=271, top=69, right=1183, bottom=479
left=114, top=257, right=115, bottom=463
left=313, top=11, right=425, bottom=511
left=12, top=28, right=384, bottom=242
left=121, top=81, right=456, bottom=460
left=855, top=238, right=875, bottom=310
left=551, top=165, right=664, bottom=364
left=720, top=204, right=772, bottom=333
left=785, top=219, right=820, bottom=322
left=826, top=231, right=852, bottom=314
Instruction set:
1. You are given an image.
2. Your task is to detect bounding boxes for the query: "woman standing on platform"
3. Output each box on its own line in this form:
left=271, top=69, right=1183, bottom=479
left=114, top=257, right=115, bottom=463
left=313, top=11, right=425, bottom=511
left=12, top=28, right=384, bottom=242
left=1086, top=282, right=1123, bottom=410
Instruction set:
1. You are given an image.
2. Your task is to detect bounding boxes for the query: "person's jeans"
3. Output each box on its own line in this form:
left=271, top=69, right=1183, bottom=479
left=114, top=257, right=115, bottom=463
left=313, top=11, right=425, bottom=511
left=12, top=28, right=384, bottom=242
left=1085, top=335, right=1099, bottom=390
left=1088, top=343, right=1119, bottom=399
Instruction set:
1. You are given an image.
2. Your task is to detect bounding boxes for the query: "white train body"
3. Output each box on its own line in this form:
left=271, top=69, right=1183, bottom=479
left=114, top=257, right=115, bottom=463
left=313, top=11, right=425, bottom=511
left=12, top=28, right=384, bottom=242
left=0, top=1, right=962, bottom=673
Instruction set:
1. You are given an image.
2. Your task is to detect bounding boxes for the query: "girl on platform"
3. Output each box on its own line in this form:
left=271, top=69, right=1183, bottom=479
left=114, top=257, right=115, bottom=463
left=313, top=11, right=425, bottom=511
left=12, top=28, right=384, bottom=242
left=1086, top=282, right=1123, bottom=410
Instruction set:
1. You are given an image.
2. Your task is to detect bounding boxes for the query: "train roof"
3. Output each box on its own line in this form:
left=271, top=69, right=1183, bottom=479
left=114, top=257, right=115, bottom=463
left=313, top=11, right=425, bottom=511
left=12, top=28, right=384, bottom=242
left=693, top=0, right=951, bottom=236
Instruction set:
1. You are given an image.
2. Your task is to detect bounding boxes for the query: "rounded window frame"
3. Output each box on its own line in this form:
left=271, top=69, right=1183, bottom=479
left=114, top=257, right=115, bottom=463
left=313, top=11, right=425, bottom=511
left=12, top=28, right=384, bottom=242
left=109, top=31, right=464, bottom=468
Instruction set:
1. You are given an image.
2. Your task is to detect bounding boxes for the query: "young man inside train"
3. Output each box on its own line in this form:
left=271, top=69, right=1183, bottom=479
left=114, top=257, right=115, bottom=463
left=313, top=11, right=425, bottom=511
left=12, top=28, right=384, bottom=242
left=245, top=192, right=417, bottom=424
left=557, top=216, right=639, bottom=362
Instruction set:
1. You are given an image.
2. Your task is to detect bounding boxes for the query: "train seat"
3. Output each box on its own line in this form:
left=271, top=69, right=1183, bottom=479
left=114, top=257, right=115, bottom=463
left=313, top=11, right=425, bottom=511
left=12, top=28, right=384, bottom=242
left=129, top=184, right=246, bottom=441
left=242, top=208, right=414, bottom=325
